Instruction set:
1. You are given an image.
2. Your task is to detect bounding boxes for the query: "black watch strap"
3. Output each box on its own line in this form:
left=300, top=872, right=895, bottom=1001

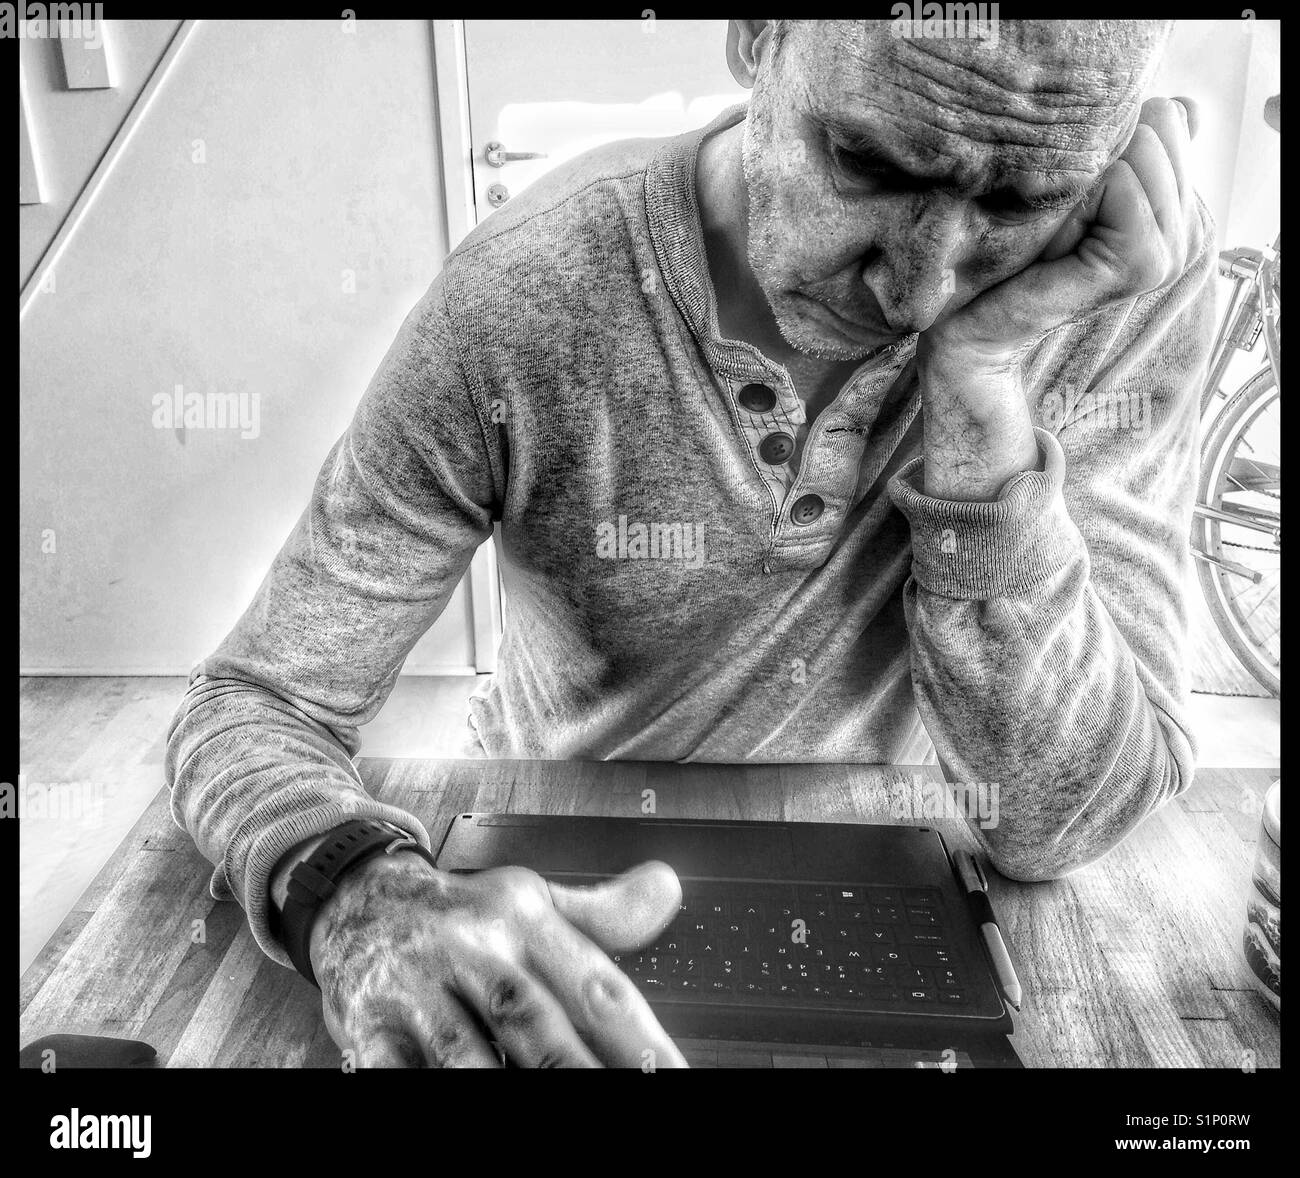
left=273, top=818, right=436, bottom=988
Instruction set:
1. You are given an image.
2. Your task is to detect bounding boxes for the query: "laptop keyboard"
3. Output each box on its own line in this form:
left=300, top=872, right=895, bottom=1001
left=546, top=876, right=971, bottom=1011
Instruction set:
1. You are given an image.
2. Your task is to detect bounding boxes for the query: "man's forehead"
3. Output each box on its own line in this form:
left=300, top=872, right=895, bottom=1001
left=791, top=20, right=1156, bottom=163
left=801, top=19, right=1164, bottom=96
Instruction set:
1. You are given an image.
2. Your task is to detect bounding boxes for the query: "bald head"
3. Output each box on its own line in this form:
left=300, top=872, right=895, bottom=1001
left=773, top=19, right=1170, bottom=169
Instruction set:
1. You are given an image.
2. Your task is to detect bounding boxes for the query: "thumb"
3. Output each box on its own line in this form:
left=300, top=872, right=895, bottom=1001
left=1172, top=95, right=1200, bottom=141
left=547, top=860, right=682, bottom=954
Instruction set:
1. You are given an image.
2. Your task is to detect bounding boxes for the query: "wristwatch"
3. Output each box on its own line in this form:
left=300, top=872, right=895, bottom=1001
left=271, top=818, right=437, bottom=988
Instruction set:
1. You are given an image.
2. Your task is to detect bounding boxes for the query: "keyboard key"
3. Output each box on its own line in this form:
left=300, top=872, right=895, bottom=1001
left=867, top=986, right=901, bottom=1003
left=906, top=907, right=942, bottom=926
left=672, top=978, right=699, bottom=993
left=640, top=977, right=668, bottom=993
left=908, top=946, right=953, bottom=967
left=900, top=930, right=947, bottom=945
left=834, top=886, right=865, bottom=902
left=871, top=946, right=906, bottom=966
left=903, top=888, right=937, bottom=905
left=705, top=980, right=733, bottom=996
left=905, top=988, right=934, bottom=1002
left=871, top=905, right=902, bottom=923
left=939, top=989, right=967, bottom=1004
left=864, top=926, right=895, bottom=944
left=737, top=982, right=767, bottom=997
left=867, top=888, right=899, bottom=905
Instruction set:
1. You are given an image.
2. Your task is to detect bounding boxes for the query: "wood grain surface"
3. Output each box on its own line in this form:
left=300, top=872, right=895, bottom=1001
left=18, top=760, right=1281, bottom=1068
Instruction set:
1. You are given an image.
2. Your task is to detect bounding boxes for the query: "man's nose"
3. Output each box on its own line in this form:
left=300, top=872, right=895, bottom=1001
left=865, top=197, right=967, bottom=335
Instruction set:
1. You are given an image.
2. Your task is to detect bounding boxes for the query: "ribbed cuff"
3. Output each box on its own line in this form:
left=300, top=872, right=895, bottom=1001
left=230, top=798, right=432, bottom=969
left=888, top=428, right=1083, bottom=600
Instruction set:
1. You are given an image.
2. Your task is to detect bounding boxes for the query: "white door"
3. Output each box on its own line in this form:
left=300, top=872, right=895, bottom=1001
left=463, top=19, right=744, bottom=217
left=440, top=19, right=747, bottom=668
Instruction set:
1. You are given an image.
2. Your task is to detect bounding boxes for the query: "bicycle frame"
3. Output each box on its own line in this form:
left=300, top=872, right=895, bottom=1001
left=1200, top=233, right=1280, bottom=419
left=1192, top=235, right=1280, bottom=588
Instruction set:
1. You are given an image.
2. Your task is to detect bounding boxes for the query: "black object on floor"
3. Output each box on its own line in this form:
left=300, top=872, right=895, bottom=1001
left=19, top=1033, right=158, bottom=1068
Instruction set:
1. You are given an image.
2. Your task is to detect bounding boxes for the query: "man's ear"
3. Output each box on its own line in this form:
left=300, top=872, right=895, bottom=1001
left=726, top=20, right=773, bottom=89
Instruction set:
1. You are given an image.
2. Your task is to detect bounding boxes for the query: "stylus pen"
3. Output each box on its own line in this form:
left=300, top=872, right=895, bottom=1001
left=953, top=850, right=1023, bottom=1012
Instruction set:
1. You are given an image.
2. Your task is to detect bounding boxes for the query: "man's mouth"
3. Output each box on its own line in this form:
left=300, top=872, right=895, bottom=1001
left=793, top=292, right=894, bottom=344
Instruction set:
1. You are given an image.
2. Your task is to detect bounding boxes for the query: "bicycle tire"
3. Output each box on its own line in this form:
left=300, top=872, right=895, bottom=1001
left=1194, top=368, right=1280, bottom=695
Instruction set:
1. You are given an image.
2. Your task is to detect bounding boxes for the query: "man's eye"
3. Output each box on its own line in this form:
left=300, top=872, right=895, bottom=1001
left=977, top=191, right=1067, bottom=221
left=828, top=143, right=899, bottom=185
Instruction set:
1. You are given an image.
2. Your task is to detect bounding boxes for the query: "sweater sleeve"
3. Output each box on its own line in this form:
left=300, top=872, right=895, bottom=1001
left=887, top=202, right=1218, bottom=881
left=164, top=274, right=500, bottom=965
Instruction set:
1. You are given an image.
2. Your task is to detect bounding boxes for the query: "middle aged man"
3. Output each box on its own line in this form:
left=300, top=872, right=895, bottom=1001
left=167, top=19, right=1213, bottom=1067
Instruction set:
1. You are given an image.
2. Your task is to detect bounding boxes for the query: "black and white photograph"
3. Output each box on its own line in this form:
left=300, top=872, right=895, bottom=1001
left=15, top=8, right=1282, bottom=1152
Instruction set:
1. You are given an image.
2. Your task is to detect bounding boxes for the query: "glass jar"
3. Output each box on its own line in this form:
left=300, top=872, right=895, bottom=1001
left=1243, top=780, right=1280, bottom=1009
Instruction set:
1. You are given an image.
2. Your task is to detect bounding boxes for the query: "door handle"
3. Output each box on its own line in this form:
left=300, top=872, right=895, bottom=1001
left=484, top=141, right=548, bottom=168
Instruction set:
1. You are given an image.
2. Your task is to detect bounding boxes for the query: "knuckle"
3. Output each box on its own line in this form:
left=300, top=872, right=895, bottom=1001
left=582, top=966, right=639, bottom=1017
left=486, top=975, right=538, bottom=1028
left=490, top=867, right=549, bottom=919
left=425, top=1021, right=469, bottom=1067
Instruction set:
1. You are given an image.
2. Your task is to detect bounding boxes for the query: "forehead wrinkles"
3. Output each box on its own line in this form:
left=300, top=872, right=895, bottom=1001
left=813, top=36, right=1137, bottom=176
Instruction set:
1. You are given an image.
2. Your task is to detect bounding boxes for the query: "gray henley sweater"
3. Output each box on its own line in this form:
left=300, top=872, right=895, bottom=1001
left=165, top=104, right=1216, bottom=968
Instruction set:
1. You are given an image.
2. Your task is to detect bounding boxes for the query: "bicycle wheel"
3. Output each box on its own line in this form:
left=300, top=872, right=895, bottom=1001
left=1195, top=369, right=1281, bottom=694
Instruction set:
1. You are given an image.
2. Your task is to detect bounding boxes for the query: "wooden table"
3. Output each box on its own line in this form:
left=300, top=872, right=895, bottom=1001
left=20, top=761, right=1281, bottom=1068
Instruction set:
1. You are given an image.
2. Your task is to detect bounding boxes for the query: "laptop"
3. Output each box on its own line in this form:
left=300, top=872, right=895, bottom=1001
left=435, top=813, right=1024, bottom=1068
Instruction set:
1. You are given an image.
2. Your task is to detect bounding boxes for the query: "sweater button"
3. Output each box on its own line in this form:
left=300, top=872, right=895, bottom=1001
left=759, top=432, right=795, bottom=465
left=790, top=494, right=825, bottom=525
left=738, top=383, right=777, bottom=413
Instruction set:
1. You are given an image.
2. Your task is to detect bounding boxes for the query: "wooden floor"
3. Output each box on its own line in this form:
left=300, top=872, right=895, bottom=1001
left=19, top=656, right=1279, bottom=976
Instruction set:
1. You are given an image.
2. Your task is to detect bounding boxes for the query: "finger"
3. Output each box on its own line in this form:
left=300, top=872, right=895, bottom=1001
left=1137, top=96, right=1195, bottom=217
left=527, top=913, right=690, bottom=1069
left=1171, top=94, right=1200, bottom=141
left=1079, top=159, right=1173, bottom=296
left=403, top=990, right=503, bottom=1069
left=548, top=860, right=682, bottom=953
left=353, top=1026, right=423, bottom=1069
left=1038, top=185, right=1101, bottom=263
left=452, top=951, right=602, bottom=1068
left=1118, top=123, right=1180, bottom=242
